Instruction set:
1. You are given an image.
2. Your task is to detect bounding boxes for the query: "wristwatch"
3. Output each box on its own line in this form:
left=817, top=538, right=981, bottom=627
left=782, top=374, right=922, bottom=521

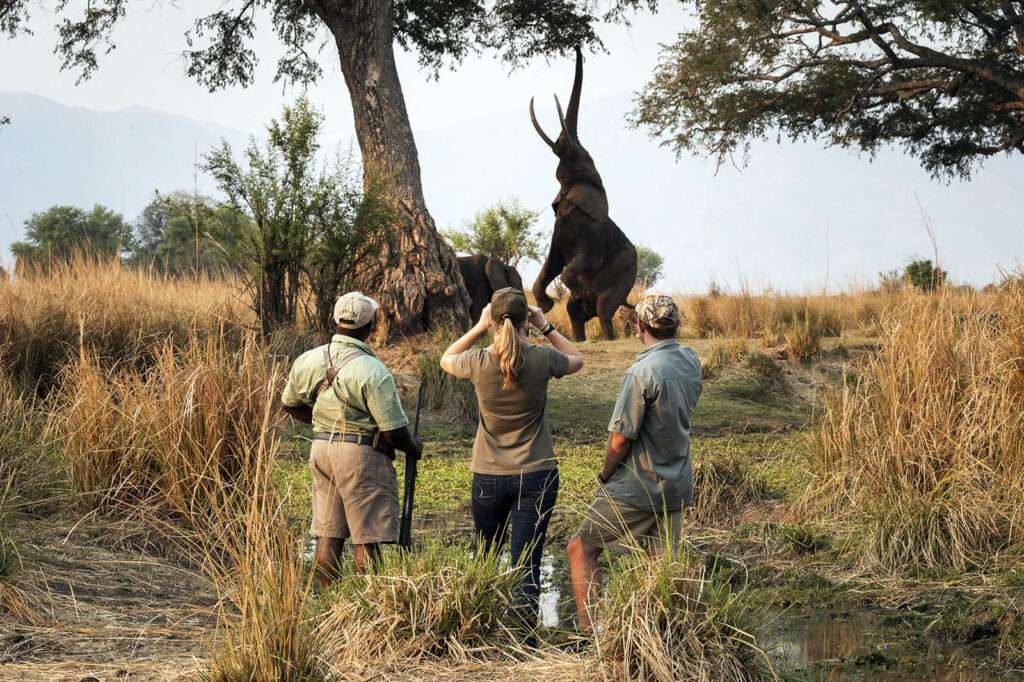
left=541, top=322, right=556, bottom=336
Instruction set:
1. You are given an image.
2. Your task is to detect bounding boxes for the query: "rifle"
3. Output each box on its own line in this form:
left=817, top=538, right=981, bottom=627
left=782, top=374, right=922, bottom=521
left=398, top=383, right=424, bottom=550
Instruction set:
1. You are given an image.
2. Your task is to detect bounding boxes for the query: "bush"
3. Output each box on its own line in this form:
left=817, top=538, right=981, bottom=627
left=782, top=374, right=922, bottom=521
left=596, top=550, right=776, bottom=682
left=783, top=313, right=823, bottom=363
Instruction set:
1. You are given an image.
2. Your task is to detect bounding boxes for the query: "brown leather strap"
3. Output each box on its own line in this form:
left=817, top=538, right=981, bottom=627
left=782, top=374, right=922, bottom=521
left=313, top=343, right=365, bottom=403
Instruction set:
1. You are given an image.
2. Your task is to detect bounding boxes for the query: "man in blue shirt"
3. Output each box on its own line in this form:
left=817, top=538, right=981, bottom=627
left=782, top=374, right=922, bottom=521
left=567, top=294, right=702, bottom=633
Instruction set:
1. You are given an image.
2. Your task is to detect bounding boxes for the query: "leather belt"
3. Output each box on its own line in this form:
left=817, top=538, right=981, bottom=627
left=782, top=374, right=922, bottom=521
left=314, top=432, right=375, bottom=446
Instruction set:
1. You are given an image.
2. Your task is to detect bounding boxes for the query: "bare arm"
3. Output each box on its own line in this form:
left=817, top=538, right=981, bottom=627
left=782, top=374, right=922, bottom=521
left=282, top=403, right=313, bottom=424
left=440, top=306, right=491, bottom=375
left=599, top=432, right=632, bottom=483
left=528, top=306, right=584, bottom=375
left=381, top=426, right=423, bottom=459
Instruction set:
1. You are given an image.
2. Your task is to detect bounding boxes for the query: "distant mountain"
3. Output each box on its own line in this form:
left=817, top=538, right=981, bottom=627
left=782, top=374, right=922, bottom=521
left=0, top=92, right=249, bottom=262
left=1, top=91, right=1020, bottom=288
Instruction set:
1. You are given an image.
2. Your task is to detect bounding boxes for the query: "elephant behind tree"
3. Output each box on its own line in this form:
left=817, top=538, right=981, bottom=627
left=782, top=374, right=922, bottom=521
left=530, top=47, right=637, bottom=342
left=458, top=255, right=525, bottom=322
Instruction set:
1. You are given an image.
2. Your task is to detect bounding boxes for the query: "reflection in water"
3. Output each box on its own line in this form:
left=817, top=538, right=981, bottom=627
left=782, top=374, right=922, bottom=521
left=771, top=613, right=1008, bottom=681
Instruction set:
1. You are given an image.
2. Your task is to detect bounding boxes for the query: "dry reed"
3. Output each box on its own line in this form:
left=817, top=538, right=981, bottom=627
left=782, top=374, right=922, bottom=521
left=804, top=287, right=1024, bottom=572
left=595, top=550, right=777, bottom=682
left=0, top=258, right=250, bottom=390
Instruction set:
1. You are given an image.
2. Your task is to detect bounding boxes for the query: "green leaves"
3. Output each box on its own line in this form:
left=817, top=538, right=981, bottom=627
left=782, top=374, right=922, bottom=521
left=635, top=1, right=1024, bottom=179
left=444, top=198, right=543, bottom=269
left=12, top=205, right=132, bottom=271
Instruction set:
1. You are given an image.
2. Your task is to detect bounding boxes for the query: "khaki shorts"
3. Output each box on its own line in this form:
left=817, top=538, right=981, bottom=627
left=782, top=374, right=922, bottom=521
left=309, top=440, right=399, bottom=544
left=574, top=494, right=681, bottom=555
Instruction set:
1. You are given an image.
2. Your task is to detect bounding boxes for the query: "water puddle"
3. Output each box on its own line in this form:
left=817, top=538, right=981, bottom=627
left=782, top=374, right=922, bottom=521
left=769, top=612, right=1010, bottom=680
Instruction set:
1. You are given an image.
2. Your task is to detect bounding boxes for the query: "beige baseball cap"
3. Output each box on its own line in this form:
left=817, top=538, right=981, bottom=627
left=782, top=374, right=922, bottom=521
left=334, top=292, right=379, bottom=329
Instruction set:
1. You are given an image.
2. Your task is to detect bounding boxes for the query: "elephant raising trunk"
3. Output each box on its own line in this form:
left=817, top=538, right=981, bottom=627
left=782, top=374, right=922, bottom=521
left=529, top=47, right=637, bottom=342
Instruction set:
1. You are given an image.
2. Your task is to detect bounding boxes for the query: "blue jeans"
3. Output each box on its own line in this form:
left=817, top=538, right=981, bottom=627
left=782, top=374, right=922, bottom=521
left=472, top=468, right=559, bottom=628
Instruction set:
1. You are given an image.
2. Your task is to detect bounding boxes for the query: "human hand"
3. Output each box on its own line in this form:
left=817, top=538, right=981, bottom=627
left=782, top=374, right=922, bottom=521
left=409, top=437, right=424, bottom=461
left=527, top=305, right=548, bottom=331
left=476, top=305, right=494, bottom=332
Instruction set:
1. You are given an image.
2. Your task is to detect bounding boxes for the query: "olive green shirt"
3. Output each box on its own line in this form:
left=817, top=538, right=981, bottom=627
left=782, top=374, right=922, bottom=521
left=602, top=339, right=702, bottom=512
left=281, top=335, right=409, bottom=436
left=448, top=344, right=571, bottom=475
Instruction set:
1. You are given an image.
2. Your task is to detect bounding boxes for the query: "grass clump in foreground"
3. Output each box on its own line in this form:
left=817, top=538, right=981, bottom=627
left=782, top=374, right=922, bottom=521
left=805, top=287, right=1024, bottom=573
left=317, top=540, right=521, bottom=668
left=595, top=550, right=777, bottom=682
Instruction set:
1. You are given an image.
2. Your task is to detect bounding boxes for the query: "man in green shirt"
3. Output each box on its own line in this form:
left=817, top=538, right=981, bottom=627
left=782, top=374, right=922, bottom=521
left=282, top=292, right=422, bottom=583
left=566, top=294, right=702, bottom=632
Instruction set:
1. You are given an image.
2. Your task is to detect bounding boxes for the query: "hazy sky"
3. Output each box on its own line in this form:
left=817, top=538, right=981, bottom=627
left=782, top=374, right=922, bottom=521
left=1, top=2, right=1020, bottom=291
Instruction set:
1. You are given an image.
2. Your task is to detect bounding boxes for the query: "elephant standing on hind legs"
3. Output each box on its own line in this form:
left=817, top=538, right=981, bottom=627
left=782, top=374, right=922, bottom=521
left=530, top=47, right=638, bottom=342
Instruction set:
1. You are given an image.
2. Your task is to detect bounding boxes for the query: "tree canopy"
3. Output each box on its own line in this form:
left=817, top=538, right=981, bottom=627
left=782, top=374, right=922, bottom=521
left=3, top=0, right=657, bottom=90
left=634, top=244, right=664, bottom=287
left=12, top=205, right=132, bottom=271
left=635, top=1, right=1024, bottom=178
left=445, top=199, right=543, bottom=269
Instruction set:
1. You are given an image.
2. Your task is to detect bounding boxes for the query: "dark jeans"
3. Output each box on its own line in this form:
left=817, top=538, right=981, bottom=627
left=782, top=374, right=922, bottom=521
left=472, top=468, right=559, bottom=628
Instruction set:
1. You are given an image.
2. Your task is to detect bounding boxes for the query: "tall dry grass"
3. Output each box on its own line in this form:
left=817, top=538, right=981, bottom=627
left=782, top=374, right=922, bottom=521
left=595, top=550, right=777, bottom=682
left=0, top=258, right=251, bottom=390
left=48, top=332, right=284, bottom=532
left=804, top=286, right=1024, bottom=572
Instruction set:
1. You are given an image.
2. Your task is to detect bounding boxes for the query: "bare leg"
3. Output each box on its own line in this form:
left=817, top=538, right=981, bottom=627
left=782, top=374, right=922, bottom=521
left=567, top=536, right=603, bottom=633
left=353, top=543, right=381, bottom=574
left=315, top=537, right=345, bottom=587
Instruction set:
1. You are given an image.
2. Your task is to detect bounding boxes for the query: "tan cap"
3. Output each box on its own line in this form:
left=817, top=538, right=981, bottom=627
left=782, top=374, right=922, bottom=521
left=636, top=294, right=680, bottom=330
left=490, top=287, right=528, bottom=324
left=334, top=292, right=379, bottom=329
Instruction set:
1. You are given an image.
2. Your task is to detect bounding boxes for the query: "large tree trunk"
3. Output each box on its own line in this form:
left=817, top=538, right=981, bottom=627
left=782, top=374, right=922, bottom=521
left=317, top=1, right=470, bottom=337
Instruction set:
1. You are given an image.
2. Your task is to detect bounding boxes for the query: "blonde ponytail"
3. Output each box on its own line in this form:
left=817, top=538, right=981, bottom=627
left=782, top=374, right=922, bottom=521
left=494, top=317, right=525, bottom=390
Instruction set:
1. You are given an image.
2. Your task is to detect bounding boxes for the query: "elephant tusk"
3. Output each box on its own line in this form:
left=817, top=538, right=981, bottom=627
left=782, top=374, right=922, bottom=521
left=529, top=97, right=557, bottom=150
left=554, top=94, right=572, bottom=142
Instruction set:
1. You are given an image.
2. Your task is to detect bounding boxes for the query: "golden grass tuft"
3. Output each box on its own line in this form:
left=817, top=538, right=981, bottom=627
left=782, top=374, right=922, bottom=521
left=804, top=287, right=1024, bottom=572
left=595, top=550, right=777, bottom=682
left=318, top=540, right=522, bottom=668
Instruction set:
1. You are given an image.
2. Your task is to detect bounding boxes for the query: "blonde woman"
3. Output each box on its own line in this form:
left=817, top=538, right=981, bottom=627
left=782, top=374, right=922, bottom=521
left=440, top=287, right=583, bottom=632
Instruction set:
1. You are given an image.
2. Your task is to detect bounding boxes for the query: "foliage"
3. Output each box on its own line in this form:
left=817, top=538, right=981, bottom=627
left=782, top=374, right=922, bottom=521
left=206, top=98, right=387, bottom=334
left=904, top=259, right=948, bottom=291
left=635, top=1, right=1024, bottom=178
left=445, top=198, right=543, bottom=268
left=302, top=160, right=393, bottom=334
left=26, top=1, right=660, bottom=87
left=634, top=244, right=664, bottom=288
left=131, top=191, right=255, bottom=277
left=11, top=204, right=132, bottom=272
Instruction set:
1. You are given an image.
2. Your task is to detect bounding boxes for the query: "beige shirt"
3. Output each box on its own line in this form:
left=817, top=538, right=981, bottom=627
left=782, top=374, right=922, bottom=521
left=281, top=335, right=409, bottom=436
left=448, top=344, right=571, bottom=475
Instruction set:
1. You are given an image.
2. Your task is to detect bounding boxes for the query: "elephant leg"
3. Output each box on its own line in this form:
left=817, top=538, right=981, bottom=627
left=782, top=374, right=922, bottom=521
left=566, top=295, right=590, bottom=342
left=597, top=282, right=632, bottom=341
left=533, top=247, right=565, bottom=313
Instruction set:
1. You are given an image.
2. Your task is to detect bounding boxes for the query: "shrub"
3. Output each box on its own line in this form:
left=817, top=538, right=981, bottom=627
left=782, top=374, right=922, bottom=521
left=804, top=288, right=1024, bottom=572
left=596, top=550, right=776, bottom=682
left=783, top=313, right=823, bottom=362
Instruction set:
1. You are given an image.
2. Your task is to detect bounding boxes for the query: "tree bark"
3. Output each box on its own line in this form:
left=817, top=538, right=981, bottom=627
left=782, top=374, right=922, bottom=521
left=316, top=0, right=470, bottom=337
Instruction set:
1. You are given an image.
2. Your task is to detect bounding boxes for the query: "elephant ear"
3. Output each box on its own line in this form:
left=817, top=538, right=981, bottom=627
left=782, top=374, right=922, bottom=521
left=559, top=183, right=609, bottom=223
left=484, top=257, right=512, bottom=291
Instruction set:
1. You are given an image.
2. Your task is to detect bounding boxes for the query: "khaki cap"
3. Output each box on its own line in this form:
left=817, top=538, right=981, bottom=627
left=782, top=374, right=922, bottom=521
left=334, top=292, right=379, bottom=329
left=636, top=294, right=680, bottom=330
left=490, top=287, right=528, bottom=324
